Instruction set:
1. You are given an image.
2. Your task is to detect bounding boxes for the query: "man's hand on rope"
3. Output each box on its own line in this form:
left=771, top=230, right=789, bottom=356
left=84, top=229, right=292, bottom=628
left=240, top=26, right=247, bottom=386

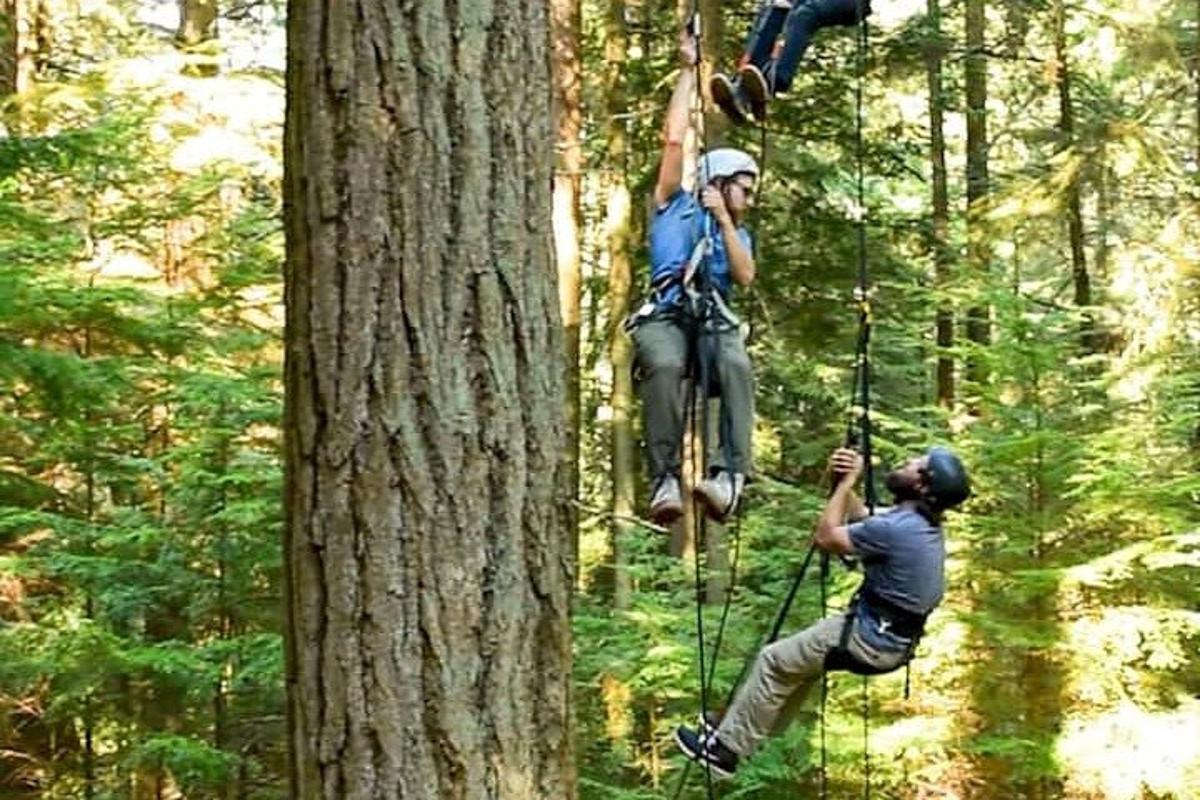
left=829, top=447, right=863, bottom=487
left=700, top=185, right=733, bottom=226
left=678, top=28, right=698, bottom=67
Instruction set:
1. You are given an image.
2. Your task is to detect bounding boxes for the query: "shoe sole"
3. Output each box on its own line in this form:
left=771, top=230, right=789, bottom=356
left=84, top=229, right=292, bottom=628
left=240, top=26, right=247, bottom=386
left=649, top=502, right=684, bottom=526
left=674, top=729, right=735, bottom=779
left=692, top=485, right=735, bottom=524
left=709, top=74, right=749, bottom=126
left=737, top=65, right=770, bottom=121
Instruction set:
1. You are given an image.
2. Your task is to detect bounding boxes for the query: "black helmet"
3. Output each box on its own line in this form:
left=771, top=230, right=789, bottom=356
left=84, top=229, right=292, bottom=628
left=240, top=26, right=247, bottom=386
left=922, top=447, right=970, bottom=510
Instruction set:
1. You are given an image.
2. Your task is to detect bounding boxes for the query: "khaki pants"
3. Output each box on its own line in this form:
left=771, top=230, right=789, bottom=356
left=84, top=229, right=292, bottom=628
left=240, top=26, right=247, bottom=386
left=632, top=316, right=754, bottom=479
left=715, top=612, right=907, bottom=757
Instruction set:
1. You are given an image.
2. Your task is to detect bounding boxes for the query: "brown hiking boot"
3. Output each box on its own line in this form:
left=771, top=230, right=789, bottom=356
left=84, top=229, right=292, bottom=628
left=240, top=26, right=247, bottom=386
left=709, top=72, right=751, bottom=126
left=737, top=63, right=771, bottom=121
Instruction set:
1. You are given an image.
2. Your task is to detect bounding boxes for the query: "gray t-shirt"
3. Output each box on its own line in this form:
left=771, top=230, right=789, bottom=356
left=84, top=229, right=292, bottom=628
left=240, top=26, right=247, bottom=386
left=848, top=507, right=945, bottom=616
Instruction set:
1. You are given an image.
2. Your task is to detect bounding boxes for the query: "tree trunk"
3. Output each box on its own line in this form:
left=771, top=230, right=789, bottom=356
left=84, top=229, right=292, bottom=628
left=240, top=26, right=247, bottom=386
left=551, top=0, right=582, bottom=580
left=699, top=0, right=727, bottom=145
left=926, top=0, right=953, bottom=407
left=283, top=3, right=574, bottom=798
left=0, top=0, right=34, bottom=95
left=605, top=0, right=636, bottom=611
left=0, top=0, right=16, bottom=94
left=176, top=0, right=218, bottom=46
left=964, top=0, right=991, bottom=384
left=1095, top=141, right=1109, bottom=284
left=1053, top=0, right=1094, bottom=353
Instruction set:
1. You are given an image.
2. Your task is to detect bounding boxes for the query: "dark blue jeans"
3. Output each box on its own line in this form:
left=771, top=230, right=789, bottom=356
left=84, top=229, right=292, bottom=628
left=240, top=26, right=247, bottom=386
left=740, top=0, right=871, bottom=93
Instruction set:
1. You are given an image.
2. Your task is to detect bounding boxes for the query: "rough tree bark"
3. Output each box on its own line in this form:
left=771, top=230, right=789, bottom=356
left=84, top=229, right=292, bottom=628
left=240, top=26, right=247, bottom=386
left=551, top=0, right=582, bottom=578
left=283, top=2, right=574, bottom=798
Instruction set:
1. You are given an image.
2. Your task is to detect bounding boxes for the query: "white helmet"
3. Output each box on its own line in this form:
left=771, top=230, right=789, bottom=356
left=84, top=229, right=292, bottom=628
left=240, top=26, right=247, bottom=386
left=698, top=147, right=759, bottom=186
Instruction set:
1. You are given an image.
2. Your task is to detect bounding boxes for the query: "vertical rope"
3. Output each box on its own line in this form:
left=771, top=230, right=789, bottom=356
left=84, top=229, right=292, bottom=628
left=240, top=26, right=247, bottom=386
left=686, top=9, right=718, bottom=799
left=852, top=4, right=873, bottom=799
left=818, top=552, right=831, bottom=800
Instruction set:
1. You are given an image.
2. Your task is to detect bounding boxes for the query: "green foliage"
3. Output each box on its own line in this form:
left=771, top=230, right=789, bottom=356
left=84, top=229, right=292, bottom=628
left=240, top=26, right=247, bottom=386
left=574, top=0, right=1200, bottom=797
left=0, top=4, right=285, bottom=796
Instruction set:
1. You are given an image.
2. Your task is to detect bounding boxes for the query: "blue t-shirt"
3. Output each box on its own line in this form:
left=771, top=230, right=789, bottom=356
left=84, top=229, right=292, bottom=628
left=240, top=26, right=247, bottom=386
left=648, top=189, right=752, bottom=310
left=848, top=507, right=945, bottom=649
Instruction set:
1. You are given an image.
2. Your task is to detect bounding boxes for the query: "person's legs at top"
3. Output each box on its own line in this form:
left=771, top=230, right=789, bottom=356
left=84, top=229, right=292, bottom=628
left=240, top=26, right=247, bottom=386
left=741, top=0, right=792, bottom=72
left=711, top=0, right=790, bottom=124
left=767, top=0, right=871, bottom=94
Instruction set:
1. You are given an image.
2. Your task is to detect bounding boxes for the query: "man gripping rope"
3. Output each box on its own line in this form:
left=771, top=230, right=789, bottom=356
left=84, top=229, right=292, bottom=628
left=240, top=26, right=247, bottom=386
left=629, top=29, right=759, bottom=525
left=675, top=445, right=970, bottom=778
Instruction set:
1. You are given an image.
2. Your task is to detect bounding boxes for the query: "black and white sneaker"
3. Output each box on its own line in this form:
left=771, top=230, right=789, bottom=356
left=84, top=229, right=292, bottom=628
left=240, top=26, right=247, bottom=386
left=675, top=725, right=739, bottom=779
left=698, top=710, right=721, bottom=740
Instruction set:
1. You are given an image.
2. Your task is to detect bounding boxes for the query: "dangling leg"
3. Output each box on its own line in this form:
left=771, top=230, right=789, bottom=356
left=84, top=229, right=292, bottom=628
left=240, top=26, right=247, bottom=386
left=711, top=0, right=791, bottom=124
left=676, top=614, right=846, bottom=771
left=741, top=0, right=793, bottom=72
left=633, top=318, right=689, bottom=524
left=765, top=0, right=871, bottom=95
left=695, top=327, right=754, bottom=521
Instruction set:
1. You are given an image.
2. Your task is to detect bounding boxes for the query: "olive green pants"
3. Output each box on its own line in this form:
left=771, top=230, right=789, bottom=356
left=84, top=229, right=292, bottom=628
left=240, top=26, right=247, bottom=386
left=632, top=316, right=754, bottom=480
left=715, top=613, right=907, bottom=757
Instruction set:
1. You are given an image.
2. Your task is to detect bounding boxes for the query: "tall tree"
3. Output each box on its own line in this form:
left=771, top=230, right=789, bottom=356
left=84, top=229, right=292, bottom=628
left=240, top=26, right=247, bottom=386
left=699, top=0, right=727, bottom=145
left=926, top=0, right=953, bottom=406
left=177, top=0, right=218, bottom=46
left=0, top=0, right=33, bottom=95
left=1053, top=0, right=1093, bottom=352
left=605, top=0, right=636, bottom=610
left=551, top=0, right=583, bottom=574
left=283, top=3, right=574, bottom=798
left=964, top=0, right=991, bottom=383
left=0, top=0, right=16, bottom=94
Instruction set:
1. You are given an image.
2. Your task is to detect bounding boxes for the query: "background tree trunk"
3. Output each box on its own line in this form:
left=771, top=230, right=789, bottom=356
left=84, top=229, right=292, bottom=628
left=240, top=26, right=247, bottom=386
left=283, top=2, right=574, bottom=798
left=551, top=0, right=583, bottom=579
left=699, top=0, right=727, bottom=145
left=176, top=0, right=217, bottom=46
left=0, top=0, right=34, bottom=96
left=926, top=0, right=953, bottom=407
left=1053, top=0, right=1094, bottom=353
left=604, top=0, right=636, bottom=611
left=0, top=0, right=16, bottom=94
left=964, top=0, right=991, bottom=385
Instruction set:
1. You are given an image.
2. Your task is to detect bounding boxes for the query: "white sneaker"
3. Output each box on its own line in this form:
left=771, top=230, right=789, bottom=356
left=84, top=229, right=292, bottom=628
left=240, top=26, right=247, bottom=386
left=649, top=474, right=683, bottom=524
left=694, top=471, right=745, bottom=523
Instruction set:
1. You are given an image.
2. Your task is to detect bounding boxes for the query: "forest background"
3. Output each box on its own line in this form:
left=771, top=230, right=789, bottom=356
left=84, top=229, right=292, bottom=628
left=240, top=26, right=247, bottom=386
left=0, top=0, right=1196, bottom=798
